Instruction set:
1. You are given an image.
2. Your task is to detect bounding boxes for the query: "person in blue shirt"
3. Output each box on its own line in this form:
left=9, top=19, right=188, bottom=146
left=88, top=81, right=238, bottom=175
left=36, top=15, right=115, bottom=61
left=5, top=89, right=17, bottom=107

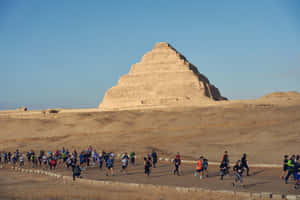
left=99, top=154, right=104, bottom=169
left=105, top=156, right=114, bottom=176
left=79, top=152, right=85, bottom=166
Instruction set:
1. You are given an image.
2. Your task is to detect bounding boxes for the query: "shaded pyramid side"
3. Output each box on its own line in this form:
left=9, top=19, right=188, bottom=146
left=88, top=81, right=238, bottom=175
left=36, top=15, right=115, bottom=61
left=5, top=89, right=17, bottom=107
left=99, top=42, right=227, bottom=110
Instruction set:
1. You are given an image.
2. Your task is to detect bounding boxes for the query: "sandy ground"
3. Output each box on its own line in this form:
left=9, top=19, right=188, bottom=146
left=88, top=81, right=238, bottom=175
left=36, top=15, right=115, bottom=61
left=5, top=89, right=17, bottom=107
left=0, top=167, right=263, bottom=200
left=0, top=92, right=300, bottom=199
left=1, top=96, right=300, bottom=164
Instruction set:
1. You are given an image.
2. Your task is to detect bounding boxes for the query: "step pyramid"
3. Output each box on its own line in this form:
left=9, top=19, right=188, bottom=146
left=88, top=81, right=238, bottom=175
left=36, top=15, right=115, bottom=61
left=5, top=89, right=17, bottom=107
left=99, top=42, right=227, bottom=110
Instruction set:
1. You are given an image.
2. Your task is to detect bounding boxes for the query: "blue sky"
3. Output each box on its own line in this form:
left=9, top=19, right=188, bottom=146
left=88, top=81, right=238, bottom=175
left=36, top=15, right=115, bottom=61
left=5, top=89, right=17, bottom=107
left=0, top=0, right=299, bottom=110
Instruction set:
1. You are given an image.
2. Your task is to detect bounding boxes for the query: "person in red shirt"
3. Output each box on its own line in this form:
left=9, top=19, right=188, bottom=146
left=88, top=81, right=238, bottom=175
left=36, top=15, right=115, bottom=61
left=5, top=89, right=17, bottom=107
left=50, top=158, right=57, bottom=170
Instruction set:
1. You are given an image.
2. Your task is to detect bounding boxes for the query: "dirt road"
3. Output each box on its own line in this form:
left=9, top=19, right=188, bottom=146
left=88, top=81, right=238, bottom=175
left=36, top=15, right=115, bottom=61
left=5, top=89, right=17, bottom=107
left=1, top=159, right=299, bottom=197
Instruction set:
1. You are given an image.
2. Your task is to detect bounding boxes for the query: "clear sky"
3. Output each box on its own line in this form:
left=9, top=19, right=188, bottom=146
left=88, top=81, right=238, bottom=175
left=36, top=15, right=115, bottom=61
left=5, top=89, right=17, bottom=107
left=0, top=0, right=299, bottom=110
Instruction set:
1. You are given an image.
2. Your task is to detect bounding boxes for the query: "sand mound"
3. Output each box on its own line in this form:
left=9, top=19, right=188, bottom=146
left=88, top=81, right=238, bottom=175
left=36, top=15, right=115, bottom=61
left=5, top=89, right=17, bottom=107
left=260, top=91, right=300, bottom=99
left=99, top=42, right=226, bottom=110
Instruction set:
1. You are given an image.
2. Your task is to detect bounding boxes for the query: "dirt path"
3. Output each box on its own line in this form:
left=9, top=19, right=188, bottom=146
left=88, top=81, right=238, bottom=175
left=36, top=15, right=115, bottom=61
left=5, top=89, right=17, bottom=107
left=58, top=161, right=299, bottom=195
left=0, top=168, right=260, bottom=200
left=2, top=160, right=299, bottom=196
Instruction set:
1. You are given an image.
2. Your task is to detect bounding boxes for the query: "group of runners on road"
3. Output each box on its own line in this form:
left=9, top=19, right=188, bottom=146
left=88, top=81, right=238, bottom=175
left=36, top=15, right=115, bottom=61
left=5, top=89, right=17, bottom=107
left=0, top=148, right=299, bottom=189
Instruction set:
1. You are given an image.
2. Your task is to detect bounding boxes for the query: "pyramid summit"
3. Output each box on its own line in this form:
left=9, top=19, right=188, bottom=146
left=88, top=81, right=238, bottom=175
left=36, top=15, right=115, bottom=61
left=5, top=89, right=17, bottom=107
left=99, top=42, right=227, bottom=110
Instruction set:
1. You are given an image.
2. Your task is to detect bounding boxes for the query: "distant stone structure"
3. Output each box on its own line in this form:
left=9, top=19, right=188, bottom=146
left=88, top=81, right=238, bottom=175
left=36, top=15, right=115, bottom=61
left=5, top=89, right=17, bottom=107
left=99, top=42, right=227, bottom=110
left=17, top=107, right=28, bottom=111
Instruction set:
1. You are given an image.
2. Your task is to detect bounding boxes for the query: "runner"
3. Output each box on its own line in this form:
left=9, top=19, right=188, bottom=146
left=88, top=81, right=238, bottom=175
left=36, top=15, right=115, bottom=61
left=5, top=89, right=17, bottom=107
left=42, top=154, right=48, bottom=169
left=222, top=150, right=230, bottom=175
left=12, top=153, right=17, bottom=165
left=241, top=153, right=250, bottom=176
left=66, top=155, right=72, bottom=169
left=79, top=151, right=85, bottom=166
left=99, top=153, right=104, bottom=169
left=19, top=154, right=24, bottom=167
left=174, top=152, right=183, bottom=175
left=120, top=153, right=129, bottom=175
left=203, top=157, right=208, bottom=177
left=294, top=156, right=300, bottom=189
left=130, top=151, right=135, bottom=165
left=151, top=150, right=158, bottom=168
left=103, top=151, right=108, bottom=165
left=173, top=155, right=181, bottom=176
left=110, top=152, right=115, bottom=168
left=105, top=156, right=114, bottom=176
left=285, top=155, right=296, bottom=184
left=220, top=160, right=228, bottom=180
left=222, top=151, right=229, bottom=166
left=194, top=156, right=204, bottom=179
left=4, top=152, right=8, bottom=163
left=233, top=160, right=244, bottom=187
left=30, top=152, right=36, bottom=168
left=93, top=150, right=98, bottom=166
left=72, top=164, right=81, bottom=181
left=50, top=157, right=57, bottom=170
left=122, top=152, right=129, bottom=160
left=144, top=157, right=152, bottom=176
left=280, top=155, right=289, bottom=179
left=47, top=154, right=53, bottom=170
left=8, top=152, right=12, bottom=163
left=38, top=150, right=44, bottom=166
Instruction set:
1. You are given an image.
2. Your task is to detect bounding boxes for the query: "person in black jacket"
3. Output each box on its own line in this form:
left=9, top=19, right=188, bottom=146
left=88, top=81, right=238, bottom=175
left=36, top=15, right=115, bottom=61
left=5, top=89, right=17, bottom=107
left=241, top=153, right=249, bottom=176
left=72, top=164, right=81, bottom=181
left=233, top=160, right=244, bottom=187
left=285, top=155, right=296, bottom=184
left=220, top=160, right=228, bottom=180
left=151, top=150, right=158, bottom=168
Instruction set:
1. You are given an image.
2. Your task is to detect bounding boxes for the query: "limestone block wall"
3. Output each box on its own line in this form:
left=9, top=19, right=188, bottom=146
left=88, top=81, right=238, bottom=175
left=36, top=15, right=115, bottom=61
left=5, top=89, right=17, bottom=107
left=99, top=42, right=227, bottom=110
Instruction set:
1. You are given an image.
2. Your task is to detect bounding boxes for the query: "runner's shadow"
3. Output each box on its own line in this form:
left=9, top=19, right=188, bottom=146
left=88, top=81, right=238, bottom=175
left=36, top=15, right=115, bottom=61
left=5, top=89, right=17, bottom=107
left=244, top=181, right=270, bottom=188
left=251, top=169, right=264, bottom=176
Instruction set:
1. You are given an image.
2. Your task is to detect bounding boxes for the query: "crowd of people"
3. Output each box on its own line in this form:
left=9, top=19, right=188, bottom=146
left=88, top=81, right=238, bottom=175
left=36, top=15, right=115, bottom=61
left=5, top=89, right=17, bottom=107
left=0, top=147, right=299, bottom=189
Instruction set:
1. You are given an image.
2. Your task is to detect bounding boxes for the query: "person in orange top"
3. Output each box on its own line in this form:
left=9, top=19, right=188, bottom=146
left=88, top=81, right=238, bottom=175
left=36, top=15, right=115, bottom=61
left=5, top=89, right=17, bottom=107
left=194, top=156, right=204, bottom=179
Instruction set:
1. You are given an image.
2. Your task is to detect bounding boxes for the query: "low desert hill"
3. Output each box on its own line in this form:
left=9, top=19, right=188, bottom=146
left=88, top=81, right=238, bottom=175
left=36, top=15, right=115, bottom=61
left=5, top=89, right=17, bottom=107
left=0, top=92, right=300, bottom=164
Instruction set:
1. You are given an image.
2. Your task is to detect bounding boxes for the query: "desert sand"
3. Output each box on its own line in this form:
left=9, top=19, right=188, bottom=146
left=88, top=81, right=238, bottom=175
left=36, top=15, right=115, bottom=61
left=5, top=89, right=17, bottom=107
left=1, top=91, right=300, bottom=164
